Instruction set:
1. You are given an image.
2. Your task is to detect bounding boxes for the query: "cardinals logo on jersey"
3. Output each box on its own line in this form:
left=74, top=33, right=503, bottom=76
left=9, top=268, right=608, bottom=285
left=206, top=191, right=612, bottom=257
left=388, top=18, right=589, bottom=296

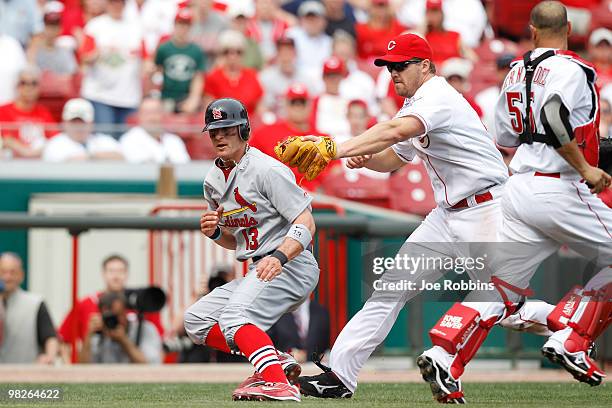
left=212, top=108, right=223, bottom=120
left=222, top=187, right=258, bottom=217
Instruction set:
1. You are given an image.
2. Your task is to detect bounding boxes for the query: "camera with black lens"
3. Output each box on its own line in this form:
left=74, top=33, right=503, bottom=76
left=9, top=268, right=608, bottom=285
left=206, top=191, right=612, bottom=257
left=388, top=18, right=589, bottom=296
left=102, top=311, right=119, bottom=330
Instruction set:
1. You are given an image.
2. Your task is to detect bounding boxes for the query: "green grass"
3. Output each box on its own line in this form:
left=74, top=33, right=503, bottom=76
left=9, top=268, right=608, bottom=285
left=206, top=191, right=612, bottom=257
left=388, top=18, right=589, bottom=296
left=1, top=383, right=610, bottom=407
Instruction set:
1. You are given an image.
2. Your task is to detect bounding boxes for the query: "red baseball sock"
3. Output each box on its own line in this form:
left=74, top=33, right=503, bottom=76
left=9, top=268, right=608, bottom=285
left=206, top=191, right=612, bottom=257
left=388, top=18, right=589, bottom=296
left=204, top=323, right=232, bottom=353
left=233, top=324, right=288, bottom=384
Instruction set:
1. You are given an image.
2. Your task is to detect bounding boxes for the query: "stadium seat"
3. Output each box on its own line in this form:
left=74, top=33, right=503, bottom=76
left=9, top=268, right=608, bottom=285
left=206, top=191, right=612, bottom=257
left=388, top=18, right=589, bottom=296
left=388, top=159, right=436, bottom=216
left=322, top=170, right=391, bottom=208
left=162, top=113, right=216, bottom=160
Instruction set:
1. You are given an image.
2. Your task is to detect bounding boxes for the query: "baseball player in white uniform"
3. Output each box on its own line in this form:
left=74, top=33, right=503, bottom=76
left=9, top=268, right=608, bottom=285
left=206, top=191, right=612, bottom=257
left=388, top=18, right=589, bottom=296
left=293, top=33, right=554, bottom=403
left=183, top=98, right=319, bottom=402
left=418, top=1, right=611, bottom=403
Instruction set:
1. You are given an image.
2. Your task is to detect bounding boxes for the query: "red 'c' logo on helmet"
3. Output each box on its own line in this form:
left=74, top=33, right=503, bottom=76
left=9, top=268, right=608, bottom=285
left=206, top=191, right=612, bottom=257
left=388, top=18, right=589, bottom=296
left=212, top=108, right=223, bottom=120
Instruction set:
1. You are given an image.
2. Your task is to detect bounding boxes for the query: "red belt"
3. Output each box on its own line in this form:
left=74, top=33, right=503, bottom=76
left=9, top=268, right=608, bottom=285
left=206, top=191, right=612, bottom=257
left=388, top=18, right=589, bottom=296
left=534, top=172, right=561, bottom=178
left=451, top=191, right=493, bottom=210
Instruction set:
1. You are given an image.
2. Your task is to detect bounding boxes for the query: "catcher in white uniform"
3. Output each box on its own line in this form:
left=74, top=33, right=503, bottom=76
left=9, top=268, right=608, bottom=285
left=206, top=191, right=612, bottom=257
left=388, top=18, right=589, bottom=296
left=418, top=1, right=611, bottom=403
left=275, top=33, right=555, bottom=403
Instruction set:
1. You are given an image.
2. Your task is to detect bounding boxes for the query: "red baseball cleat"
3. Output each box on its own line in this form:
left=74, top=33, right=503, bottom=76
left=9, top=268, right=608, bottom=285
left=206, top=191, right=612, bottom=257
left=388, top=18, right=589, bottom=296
left=232, top=352, right=302, bottom=399
left=232, top=382, right=301, bottom=402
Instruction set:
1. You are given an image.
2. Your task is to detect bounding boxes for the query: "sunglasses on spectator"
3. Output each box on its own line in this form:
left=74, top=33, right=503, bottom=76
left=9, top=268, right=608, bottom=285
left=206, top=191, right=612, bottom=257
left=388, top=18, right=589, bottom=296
left=223, top=49, right=244, bottom=56
left=386, top=59, right=422, bottom=73
left=18, top=80, right=39, bottom=86
left=289, top=99, right=307, bottom=106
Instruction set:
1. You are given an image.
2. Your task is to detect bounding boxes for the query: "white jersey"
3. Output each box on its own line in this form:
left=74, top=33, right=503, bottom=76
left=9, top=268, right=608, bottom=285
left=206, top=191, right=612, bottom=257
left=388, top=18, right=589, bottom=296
left=43, top=132, right=121, bottom=162
left=495, top=48, right=599, bottom=176
left=391, top=76, right=508, bottom=208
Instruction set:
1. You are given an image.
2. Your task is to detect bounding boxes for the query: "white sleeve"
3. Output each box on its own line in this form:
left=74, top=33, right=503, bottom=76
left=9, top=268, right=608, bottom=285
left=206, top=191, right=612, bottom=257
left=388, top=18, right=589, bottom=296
left=88, top=134, right=121, bottom=154
left=395, top=94, right=453, bottom=135
left=541, top=61, right=587, bottom=113
left=42, top=139, right=67, bottom=162
left=120, top=129, right=150, bottom=163
left=167, top=134, right=190, bottom=164
left=391, top=140, right=417, bottom=163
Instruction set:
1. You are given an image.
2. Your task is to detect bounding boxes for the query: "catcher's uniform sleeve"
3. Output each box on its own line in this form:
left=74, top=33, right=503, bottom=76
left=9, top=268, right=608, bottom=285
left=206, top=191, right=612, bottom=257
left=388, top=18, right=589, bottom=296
left=263, top=165, right=313, bottom=223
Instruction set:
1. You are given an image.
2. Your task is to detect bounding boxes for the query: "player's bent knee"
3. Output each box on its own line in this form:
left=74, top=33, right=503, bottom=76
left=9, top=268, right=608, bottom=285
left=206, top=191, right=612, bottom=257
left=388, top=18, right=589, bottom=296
left=183, top=307, right=216, bottom=345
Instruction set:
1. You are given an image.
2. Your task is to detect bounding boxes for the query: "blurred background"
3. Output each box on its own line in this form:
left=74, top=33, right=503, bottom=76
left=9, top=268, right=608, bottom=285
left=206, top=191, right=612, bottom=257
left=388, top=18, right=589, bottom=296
left=0, top=0, right=610, bottom=368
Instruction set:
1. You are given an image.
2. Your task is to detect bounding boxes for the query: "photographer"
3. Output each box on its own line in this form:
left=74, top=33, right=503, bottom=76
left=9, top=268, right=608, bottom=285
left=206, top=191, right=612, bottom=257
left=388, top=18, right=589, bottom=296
left=58, top=254, right=164, bottom=362
left=79, top=291, right=161, bottom=364
left=0, top=252, right=58, bottom=364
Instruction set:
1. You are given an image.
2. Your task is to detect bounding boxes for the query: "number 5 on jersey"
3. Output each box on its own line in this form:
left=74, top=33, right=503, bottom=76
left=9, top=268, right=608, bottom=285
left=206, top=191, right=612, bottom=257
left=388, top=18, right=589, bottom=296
left=506, top=91, right=535, bottom=134
left=241, top=227, right=259, bottom=250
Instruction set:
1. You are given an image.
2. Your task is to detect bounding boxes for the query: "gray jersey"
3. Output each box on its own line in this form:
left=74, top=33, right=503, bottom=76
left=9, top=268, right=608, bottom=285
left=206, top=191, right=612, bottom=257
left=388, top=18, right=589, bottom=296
left=203, top=147, right=313, bottom=261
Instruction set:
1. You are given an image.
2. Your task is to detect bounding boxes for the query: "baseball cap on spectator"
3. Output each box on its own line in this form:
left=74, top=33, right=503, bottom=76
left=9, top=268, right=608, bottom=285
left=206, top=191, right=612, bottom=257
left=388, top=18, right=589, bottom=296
left=374, top=33, right=433, bottom=66
left=496, top=53, right=516, bottom=70
left=589, top=28, right=612, bottom=46
left=218, top=30, right=246, bottom=51
left=44, top=1, right=64, bottom=24
left=276, top=37, right=295, bottom=48
left=227, top=1, right=255, bottom=19
left=286, top=83, right=310, bottom=101
left=441, top=58, right=473, bottom=79
left=323, top=56, right=348, bottom=76
left=426, top=0, right=443, bottom=10
left=175, top=8, right=193, bottom=24
left=62, top=98, right=94, bottom=123
left=348, top=99, right=368, bottom=110
left=298, top=1, right=326, bottom=17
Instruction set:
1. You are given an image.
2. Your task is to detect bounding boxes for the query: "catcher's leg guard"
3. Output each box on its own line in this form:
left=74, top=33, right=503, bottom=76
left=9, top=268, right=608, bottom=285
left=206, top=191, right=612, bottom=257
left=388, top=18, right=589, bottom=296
left=542, top=281, right=612, bottom=386
left=547, top=285, right=584, bottom=332
left=429, top=302, right=499, bottom=380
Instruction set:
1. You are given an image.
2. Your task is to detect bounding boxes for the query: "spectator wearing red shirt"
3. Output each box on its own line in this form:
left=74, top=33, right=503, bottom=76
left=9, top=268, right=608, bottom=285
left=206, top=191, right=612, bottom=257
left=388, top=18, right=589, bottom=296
left=355, top=0, right=406, bottom=61
left=203, top=30, right=264, bottom=116
left=250, top=83, right=339, bottom=190
left=588, top=28, right=612, bottom=88
left=0, top=66, right=56, bottom=158
left=423, top=0, right=475, bottom=66
left=61, top=0, right=107, bottom=41
left=58, top=254, right=163, bottom=362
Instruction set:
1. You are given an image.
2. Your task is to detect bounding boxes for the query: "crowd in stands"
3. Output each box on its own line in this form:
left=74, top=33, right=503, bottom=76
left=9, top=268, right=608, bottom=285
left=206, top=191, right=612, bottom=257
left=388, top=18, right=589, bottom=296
left=0, top=252, right=330, bottom=365
left=0, top=0, right=611, bottom=212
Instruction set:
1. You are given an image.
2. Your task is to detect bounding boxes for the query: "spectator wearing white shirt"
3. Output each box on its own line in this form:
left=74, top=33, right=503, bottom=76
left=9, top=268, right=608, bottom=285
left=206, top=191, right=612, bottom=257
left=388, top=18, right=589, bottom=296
left=43, top=98, right=123, bottom=162
left=286, top=1, right=332, bottom=86
left=474, top=53, right=515, bottom=140
left=332, top=31, right=378, bottom=116
left=80, top=0, right=148, bottom=136
left=311, top=56, right=350, bottom=137
left=0, top=34, right=27, bottom=106
left=120, top=97, right=190, bottom=164
left=259, top=37, right=312, bottom=118
left=123, top=0, right=179, bottom=55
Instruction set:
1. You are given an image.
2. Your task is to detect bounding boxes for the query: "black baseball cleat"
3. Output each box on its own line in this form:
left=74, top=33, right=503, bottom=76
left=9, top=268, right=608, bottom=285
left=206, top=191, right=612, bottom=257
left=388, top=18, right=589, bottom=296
left=297, top=359, right=353, bottom=398
left=542, top=345, right=605, bottom=386
left=417, top=355, right=466, bottom=404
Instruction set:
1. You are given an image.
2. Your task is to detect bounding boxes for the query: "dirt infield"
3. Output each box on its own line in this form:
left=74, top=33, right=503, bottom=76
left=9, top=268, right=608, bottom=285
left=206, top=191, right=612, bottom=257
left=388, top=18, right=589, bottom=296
left=0, top=361, right=581, bottom=383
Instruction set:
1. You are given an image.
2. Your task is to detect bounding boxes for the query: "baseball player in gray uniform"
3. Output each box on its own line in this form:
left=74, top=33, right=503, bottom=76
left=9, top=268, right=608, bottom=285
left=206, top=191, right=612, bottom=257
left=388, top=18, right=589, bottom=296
left=183, top=98, right=319, bottom=402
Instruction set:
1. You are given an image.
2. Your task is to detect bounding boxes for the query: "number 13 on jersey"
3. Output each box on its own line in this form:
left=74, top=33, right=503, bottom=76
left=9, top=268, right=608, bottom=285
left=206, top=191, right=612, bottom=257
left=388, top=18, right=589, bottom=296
left=241, top=227, right=259, bottom=250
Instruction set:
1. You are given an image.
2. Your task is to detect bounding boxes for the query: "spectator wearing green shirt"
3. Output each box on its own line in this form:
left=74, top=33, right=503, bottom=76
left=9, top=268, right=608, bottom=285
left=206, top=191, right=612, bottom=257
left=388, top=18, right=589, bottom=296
left=154, top=8, right=205, bottom=114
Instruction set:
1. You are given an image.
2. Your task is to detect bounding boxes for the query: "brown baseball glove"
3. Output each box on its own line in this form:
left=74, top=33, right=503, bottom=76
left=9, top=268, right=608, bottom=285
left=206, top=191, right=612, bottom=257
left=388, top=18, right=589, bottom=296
left=274, top=136, right=337, bottom=180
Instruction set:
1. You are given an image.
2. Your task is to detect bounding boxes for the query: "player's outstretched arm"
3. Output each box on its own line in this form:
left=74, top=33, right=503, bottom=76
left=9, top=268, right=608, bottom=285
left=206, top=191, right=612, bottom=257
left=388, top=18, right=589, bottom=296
left=200, top=204, right=237, bottom=250
left=256, top=209, right=315, bottom=282
left=347, top=148, right=406, bottom=173
left=335, top=115, right=425, bottom=159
